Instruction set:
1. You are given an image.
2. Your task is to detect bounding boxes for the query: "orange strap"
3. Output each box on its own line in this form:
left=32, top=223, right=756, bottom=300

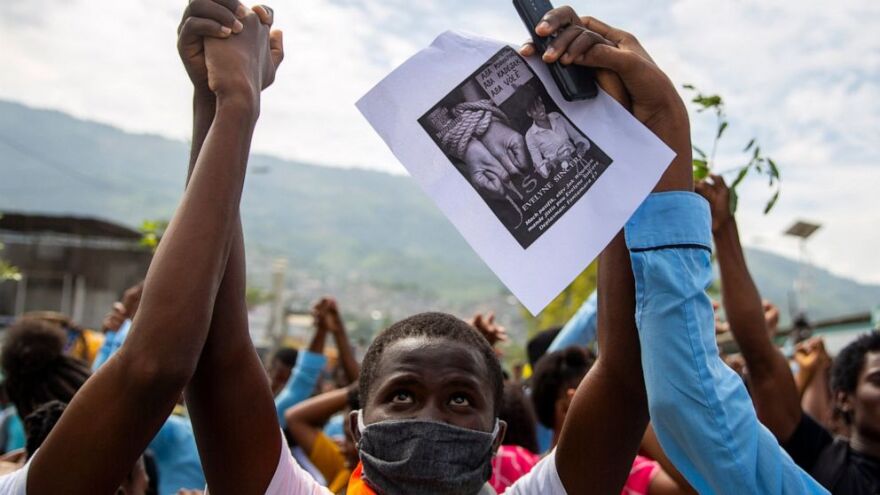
left=346, top=463, right=376, bottom=495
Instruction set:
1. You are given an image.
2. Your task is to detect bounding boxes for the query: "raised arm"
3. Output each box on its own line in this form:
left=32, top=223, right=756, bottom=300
left=322, top=299, right=360, bottom=384
left=554, top=229, right=649, bottom=493
left=526, top=6, right=827, bottom=493
left=24, top=4, right=272, bottom=493
left=794, top=337, right=834, bottom=429
left=172, top=3, right=288, bottom=493
left=284, top=386, right=353, bottom=455
left=274, top=304, right=331, bottom=422
left=520, top=8, right=661, bottom=492
left=696, top=176, right=802, bottom=440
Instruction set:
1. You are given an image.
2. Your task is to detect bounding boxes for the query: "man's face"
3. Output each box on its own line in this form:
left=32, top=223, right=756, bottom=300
left=850, top=351, right=880, bottom=440
left=527, top=98, right=547, bottom=121
left=362, top=336, right=497, bottom=433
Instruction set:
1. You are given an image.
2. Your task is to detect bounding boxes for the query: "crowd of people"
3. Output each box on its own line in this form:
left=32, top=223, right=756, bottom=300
left=0, top=2, right=877, bottom=494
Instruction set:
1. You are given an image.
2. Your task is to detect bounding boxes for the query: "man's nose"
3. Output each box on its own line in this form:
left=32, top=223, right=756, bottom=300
left=421, top=400, right=452, bottom=424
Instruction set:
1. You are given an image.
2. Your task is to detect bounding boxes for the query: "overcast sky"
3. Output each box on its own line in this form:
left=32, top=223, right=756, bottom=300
left=2, top=0, right=879, bottom=285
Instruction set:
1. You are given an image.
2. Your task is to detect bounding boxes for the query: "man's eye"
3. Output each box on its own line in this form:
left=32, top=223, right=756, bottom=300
left=391, top=391, right=413, bottom=404
left=449, top=395, right=471, bottom=407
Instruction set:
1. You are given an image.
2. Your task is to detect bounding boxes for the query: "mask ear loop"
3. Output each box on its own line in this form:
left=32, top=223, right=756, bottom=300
left=357, top=409, right=366, bottom=434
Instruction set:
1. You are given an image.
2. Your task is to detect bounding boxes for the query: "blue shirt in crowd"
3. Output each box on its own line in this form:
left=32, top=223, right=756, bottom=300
left=149, top=414, right=206, bottom=495
left=275, top=350, right=327, bottom=425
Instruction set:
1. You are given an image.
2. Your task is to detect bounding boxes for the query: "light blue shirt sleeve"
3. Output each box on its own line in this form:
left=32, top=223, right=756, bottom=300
left=547, top=291, right=598, bottom=353
left=275, top=350, right=327, bottom=424
left=148, top=415, right=206, bottom=495
left=624, top=192, right=827, bottom=495
left=92, top=319, right=132, bottom=371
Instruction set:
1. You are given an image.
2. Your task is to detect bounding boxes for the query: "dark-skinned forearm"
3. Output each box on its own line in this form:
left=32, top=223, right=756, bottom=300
left=714, top=218, right=801, bottom=440
left=556, top=231, right=649, bottom=494
left=308, top=325, right=329, bottom=354
left=284, top=387, right=350, bottom=451
left=183, top=92, right=282, bottom=493
left=801, top=367, right=832, bottom=428
left=714, top=220, right=790, bottom=374
left=188, top=89, right=217, bottom=180
left=333, top=326, right=360, bottom=384
left=27, top=97, right=256, bottom=495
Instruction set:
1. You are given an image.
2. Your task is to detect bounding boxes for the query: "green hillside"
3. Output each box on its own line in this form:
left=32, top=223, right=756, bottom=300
left=1, top=99, right=878, bottom=331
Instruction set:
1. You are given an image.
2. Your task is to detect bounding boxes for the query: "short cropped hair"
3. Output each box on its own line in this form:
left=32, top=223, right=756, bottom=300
left=831, top=331, right=880, bottom=395
left=271, top=347, right=299, bottom=369
left=359, top=312, right=504, bottom=416
left=530, top=346, right=596, bottom=429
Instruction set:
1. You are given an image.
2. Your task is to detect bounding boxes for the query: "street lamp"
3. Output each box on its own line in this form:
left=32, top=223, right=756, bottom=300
left=784, top=220, right=821, bottom=342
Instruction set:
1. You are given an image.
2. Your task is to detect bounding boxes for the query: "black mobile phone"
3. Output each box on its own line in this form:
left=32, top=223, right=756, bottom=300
left=513, top=0, right=598, bottom=101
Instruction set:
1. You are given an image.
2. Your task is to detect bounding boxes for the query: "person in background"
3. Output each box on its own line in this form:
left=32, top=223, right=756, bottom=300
left=285, top=384, right=360, bottom=494
left=20, top=312, right=104, bottom=367
left=276, top=298, right=361, bottom=487
left=0, top=319, right=90, bottom=421
left=267, top=347, right=299, bottom=397
left=524, top=325, right=562, bottom=453
left=0, top=384, right=25, bottom=456
left=697, top=174, right=877, bottom=493
left=275, top=297, right=360, bottom=424
left=793, top=337, right=836, bottom=432
left=530, top=347, right=693, bottom=495
left=93, top=281, right=144, bottom=371
left=491, top=383, right=540, bottom=493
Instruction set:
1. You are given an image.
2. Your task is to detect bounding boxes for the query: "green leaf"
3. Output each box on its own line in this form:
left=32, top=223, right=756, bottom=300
left=743, top=138, right=756, bottom=152
left=692, top=94, right=723, bottom=109
left=731, top=166, right=750, bottom=189
left=693, top=146, right=707, bottom=159
left=717, top=121, right=729, bottom=139
left=764, top=189, right=780, bottom=214
left=752, top=145, right=761, bottom=159
left=767, top=158, right=780, bottom=179
left=693, top=159, right=710, bottom=180
left=682, top=83, right=696, bottom=90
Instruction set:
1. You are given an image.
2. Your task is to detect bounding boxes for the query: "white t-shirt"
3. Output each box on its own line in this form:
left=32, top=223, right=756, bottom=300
left=0, top=461, right=28, bottom=495
left=266, top=431, right=565, bottom=495
left=0, top=435, right=566, bottom=495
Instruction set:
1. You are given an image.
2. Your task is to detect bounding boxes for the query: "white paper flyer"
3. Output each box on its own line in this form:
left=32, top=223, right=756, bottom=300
left=356, top=31, right=675, bottom=314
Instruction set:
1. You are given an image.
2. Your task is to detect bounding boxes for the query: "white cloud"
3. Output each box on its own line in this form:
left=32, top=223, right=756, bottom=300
left=1, top=0, right=878, bottom=283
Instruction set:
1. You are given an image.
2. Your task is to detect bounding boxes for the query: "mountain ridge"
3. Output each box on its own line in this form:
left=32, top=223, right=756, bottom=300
left=2, top=98, right=878, bottom=330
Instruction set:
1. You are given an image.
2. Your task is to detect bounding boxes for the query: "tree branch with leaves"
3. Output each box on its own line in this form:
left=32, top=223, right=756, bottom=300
left=685, top=84, right=781, bottom=214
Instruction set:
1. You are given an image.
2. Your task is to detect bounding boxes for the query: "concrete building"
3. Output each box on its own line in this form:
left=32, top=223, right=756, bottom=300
left=0, top=212, right=151, bottom=329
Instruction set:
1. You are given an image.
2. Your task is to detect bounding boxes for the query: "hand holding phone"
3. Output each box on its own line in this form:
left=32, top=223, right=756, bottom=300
left=513, top=0, right=598, bottom=101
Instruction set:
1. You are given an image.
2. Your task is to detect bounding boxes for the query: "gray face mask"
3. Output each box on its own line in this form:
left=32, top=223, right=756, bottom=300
left=356, top=410, right=500, bottom=495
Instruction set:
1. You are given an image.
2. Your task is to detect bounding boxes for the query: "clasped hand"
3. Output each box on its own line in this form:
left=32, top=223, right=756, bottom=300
left=178, top=0, right=284, bottom=107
